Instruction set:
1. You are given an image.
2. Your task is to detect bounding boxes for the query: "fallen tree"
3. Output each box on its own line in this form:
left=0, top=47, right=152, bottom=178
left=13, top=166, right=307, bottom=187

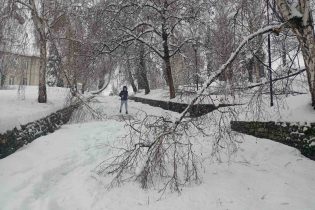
left=96, top=23, right=286, bottom=193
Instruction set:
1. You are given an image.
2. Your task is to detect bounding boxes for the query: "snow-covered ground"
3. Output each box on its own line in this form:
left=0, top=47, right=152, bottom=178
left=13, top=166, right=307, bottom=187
left=239, top=93, right=315, bottom=123
left=0, top=94, right=315, bottom=210
left=0, top=86, right=71, bottom=133
left=135, top=88, right=315, bottom=123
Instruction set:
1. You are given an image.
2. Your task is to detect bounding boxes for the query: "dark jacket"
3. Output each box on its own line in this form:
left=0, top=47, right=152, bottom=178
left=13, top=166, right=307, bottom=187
left=119, top=90, right=128, bottom=100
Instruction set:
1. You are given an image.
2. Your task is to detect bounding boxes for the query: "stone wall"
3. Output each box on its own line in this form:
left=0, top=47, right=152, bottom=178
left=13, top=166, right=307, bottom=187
left=231, top=121, right=315, bottom=160
left=0, top=103, right=80, bottom=159
left=129, top=96, right=234, bottom=117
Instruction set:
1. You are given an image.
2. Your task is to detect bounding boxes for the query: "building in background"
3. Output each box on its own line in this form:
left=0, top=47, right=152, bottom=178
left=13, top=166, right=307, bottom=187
left=0, top=51, right=40, bottom=87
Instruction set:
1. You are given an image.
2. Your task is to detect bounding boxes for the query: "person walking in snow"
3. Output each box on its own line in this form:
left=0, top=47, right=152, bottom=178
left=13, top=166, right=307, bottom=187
left=119, top=86, right=128, bottom=114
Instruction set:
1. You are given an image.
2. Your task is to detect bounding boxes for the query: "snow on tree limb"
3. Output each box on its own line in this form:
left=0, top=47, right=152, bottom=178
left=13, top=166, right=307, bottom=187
left=118, top=26, right=164, bottom=58
left=239, top=69, right=306, bottom=90
left=173, top=23, right=286, bottom=126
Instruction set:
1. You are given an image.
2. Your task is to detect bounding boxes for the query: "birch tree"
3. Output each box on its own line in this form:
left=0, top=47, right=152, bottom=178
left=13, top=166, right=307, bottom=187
left=15, top=0, right=47, bottom=102
left=11, top=0, right=65, bottom=103
left=275, top=0, right=315, bottom=108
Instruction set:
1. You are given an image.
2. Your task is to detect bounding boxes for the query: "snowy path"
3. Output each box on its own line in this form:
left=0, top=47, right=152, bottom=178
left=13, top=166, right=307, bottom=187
left=0, top=96, right=315, bottom=210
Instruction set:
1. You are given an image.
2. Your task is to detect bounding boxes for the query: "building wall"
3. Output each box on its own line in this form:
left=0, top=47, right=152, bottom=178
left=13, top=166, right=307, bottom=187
left=0, top=52, right=40, bottom=86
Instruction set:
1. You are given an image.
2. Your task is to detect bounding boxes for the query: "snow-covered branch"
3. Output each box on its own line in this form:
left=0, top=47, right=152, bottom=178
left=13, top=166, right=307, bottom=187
left=174, top=23, right=285, bottom=126
left=239, top=69, right=306, bottom=90
left=169, top=38, right=193, bottom=58
left=118, top=26, right=164, bottom=58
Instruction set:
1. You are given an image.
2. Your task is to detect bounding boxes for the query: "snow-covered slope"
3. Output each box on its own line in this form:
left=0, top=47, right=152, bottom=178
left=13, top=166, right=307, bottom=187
left=0, top=86, right=71, bottom=133
left=0, top=95, right=314, bottom=210
left=135, top=89, right=315, bottom=122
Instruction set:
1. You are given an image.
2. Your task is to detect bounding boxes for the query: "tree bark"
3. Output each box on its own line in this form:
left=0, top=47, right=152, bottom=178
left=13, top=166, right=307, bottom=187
left=126, top=56, right=137, bottom=93
left=137, top=43, right=150, bottom=94
left=29, top=0, right=47, bottom=103
left=98, top=65, right=107, bottom=90
left=162, top=25, right=175, bottom=99
left=281, top=41, right=287, bottom=67
left=276, top=0, right=315, bottom=107
left=98, top=78, right=105, bottom=90
left=205, top=25, right=213, bottom=78
left=38, top=39, right=47, bottom=103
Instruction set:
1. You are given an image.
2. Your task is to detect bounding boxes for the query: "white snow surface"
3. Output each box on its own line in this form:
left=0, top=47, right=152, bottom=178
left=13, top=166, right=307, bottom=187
left=0, top=86, right=71, bottom=133
left=135, top=88, right=315, bottom=123
left=0, top=93, right=315, bottom=210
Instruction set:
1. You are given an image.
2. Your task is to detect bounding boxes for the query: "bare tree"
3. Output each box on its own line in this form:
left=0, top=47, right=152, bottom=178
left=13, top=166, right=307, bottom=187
left=240, top=0, right=266, bottom=83
left=137, top=43, right=150, bottom=94
left=212, top=0, right=236, bottom=82
left=100, top=0, right=203, bottom=98
left=10, top=0, right=66, bottom=102
left=96, top=23, right=284, bottom=193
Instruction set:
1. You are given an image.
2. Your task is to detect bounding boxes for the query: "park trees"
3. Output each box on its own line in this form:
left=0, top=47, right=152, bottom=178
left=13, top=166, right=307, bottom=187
left=102, top=0, right=203, bottom=98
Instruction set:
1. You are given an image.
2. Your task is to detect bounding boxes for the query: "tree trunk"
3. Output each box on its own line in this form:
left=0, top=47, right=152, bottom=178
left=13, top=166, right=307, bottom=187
left=38, top=39, right=47, bottom=103
left=247, top=59, right=254, bottom=83
left=205, top=25, right=213, bottom=78
left=81, top=81, right=86, bottom=94
left=301, top=28, right=315, bottom=107
left=275, top=0, right=315, bottom=107
left=281, top=41, right=287, bottom=67
left=29, top=0, right=47, bottom=103
left=98, top=65, right=107, bottom=90
left=138, top=43, right=150, bottom=94
left=256, top=34, right=265, bottom=79
left=162, top=27, right=175, bottom=99
left=98, top=78, right=105, bottom=90
left=126, top=56, right=137, bottom=93
left=0, top=61, right=5, bottom=88
left=164, top=55, right=175, bottom=98
left=0, top=75, right=5, bottom=88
